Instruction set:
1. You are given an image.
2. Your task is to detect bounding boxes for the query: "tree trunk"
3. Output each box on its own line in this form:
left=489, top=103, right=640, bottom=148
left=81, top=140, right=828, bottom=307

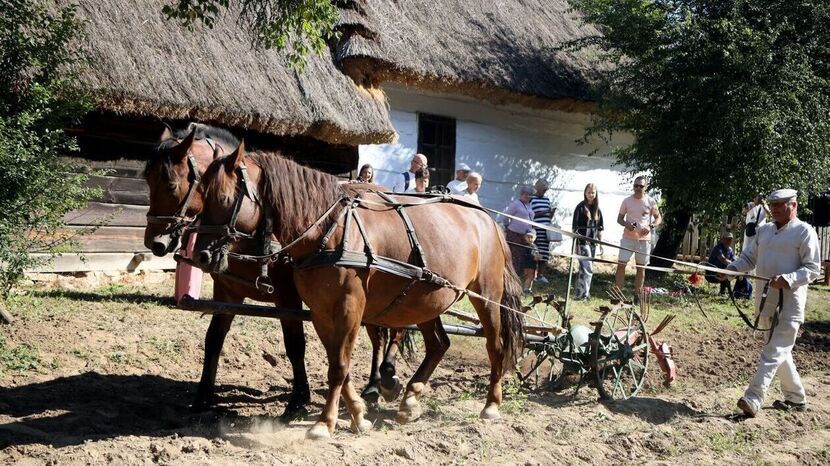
left=647, top=205, right=692, bottom=278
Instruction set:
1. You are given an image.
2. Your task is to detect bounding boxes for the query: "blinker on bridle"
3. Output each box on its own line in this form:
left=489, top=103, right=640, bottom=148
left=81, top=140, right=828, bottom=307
left=190, top=161, right=262, bottom=242
left=145, top=138, right=220, bottom=237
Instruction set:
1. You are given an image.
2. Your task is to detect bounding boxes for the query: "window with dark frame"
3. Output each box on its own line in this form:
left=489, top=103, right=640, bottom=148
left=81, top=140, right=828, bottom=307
left=417, top=113, right=456, bottom=188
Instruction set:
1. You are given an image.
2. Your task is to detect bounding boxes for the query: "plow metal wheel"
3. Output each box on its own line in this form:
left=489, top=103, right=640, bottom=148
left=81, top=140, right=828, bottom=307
left=516, top=339, right=568, bottom=391
left=590, top=305, right=649, bottom=400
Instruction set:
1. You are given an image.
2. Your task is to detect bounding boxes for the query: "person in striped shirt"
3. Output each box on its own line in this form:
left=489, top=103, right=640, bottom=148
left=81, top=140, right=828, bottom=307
left=530, top=179, right=556, bottom=284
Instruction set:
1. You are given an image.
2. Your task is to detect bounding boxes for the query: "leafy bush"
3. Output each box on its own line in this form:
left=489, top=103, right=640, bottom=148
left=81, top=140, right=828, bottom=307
left=0, top=0, right=98, bottom=297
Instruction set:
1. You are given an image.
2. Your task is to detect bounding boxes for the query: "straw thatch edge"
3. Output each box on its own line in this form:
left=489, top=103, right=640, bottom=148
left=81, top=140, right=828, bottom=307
left=93, top=89, right=397, bottom=146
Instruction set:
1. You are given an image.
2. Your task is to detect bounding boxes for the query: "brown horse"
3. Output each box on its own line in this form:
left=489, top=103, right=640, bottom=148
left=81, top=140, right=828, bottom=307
left=143, top=125, right=408, bottom=416
left=193, top=144, right=524, bottom=439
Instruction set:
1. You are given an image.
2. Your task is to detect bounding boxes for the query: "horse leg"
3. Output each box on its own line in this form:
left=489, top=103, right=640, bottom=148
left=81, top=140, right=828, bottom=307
left=307, top=299, right=366, bottom=439
left=470, top=295, right=505, bottom=420
left=396, top=318, right=449, bottom=424
left=379, top=328, right=406, bottom=402
left=278, top=317, right=310, bottom=420
left=360, top=325, right=387, bottom=405
left=192, top=285, right=239, bottom=411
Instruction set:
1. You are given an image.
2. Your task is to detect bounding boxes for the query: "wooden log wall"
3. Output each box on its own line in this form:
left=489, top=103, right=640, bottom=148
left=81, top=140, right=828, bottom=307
left=29, top=112, right=359, bottom=273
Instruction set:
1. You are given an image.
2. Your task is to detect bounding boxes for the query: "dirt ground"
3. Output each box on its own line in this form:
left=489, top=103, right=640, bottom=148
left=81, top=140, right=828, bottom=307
left=1, top=271, right=829, bottom=465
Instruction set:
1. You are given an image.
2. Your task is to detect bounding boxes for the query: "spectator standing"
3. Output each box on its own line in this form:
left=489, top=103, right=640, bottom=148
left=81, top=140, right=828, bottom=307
left=392, top=153, right=428, bottom=193
left=502, top=186, right=536, bottom=276
left=460, top=172, right=482, bottom=204
left=743, top=194, right=769, bottom=252
left=530, top=179, right=555, bottom=284
left=414, top=167, right=430, bottom=193
left=447, top=163, right=471, bottom=194
left=572, top=183, right=604, bottom=300
left=520, top=230, right=542, bottom=294
left=724, top=189, right=821, bottom=418
left=615, top=176, right=662, bottom=300
left=357, top=163, right=374, bottom=183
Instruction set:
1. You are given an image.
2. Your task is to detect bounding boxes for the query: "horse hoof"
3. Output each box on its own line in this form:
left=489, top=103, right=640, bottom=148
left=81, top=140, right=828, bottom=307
left=361, top=386, right=381, bottom=405
left=351, top=417, right=373, bottom=434
left=479, top=405, right=501, bottom=420
left=380, top=377, right=403, bottom=402
left=396, top=407, right=423, bottom=425
left=306, top=423, right=332, bottom=440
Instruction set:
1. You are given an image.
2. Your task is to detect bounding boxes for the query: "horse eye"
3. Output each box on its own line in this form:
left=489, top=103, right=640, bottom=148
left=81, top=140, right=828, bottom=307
left=167, top=183, right=177, bottom=193
left=219, top=194, right=230, bottom=205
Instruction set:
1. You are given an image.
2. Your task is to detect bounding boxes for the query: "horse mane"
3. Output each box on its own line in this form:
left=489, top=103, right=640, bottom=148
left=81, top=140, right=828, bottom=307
left=145, top=123, right=241, bottom=178
left=249, top=152, right=341, bottom=242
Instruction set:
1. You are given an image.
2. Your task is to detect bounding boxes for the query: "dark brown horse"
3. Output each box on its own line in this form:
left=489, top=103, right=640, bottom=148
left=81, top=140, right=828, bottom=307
left=143, top=125, right=408, bottom=416
left=193, top=144, right=524, bottom=439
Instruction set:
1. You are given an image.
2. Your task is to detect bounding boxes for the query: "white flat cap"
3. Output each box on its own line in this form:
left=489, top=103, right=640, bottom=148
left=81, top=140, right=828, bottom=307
left=767, top=189, right=797, bottom=202
left=456, top=163, right=471, bottom=171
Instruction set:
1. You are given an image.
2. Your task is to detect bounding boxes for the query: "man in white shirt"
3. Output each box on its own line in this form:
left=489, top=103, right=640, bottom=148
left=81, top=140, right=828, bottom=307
left=615, top=176, right=661, bottom=299
left=723, top=189, right=821, bottom=417
left=392, top=153, right=428, bottom=193
left=446, top=163, right=471, bottom=194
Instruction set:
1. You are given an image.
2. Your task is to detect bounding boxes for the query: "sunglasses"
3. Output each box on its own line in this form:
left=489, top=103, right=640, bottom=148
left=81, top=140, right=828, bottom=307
left=633, top=184, right=645, bottom=188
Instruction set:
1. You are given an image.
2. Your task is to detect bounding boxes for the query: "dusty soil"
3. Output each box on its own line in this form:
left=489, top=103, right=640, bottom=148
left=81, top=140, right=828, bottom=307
left=1, top=272, right=829, bottom=465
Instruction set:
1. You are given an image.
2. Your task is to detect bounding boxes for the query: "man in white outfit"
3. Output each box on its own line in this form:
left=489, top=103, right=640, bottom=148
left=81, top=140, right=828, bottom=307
left=446, top=163, right=471, bottom=194
left=392, top=153, right=428, bottom=193
left=723, top=189, right=821, bottom=417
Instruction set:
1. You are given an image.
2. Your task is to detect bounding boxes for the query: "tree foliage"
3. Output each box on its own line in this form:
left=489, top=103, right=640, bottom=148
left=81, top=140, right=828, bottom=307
left=569, top=0, right=830, bottom=218
left=0, top=0, right=97, bottom=297
left=162, top=0, right=339, bottom=69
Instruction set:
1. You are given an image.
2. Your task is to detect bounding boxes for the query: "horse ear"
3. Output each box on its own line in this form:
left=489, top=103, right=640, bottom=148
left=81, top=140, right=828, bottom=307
left=173, top=129, right=197, bottom=162
left=225, top=140, right=246, bottom=173
left=159, top=124, right=173, bottom=142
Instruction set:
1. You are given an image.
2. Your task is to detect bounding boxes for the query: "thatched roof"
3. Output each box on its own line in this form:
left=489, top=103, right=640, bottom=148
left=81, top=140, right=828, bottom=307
left=68, top=0, right=396, bottom=145
left=334, top=1, right=603, bottom=111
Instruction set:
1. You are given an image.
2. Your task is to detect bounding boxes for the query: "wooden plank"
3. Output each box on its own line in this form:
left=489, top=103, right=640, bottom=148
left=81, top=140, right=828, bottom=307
left=27, top=252, right=176, bottom=273
left=64, top=202, right=148, bottom=227
left=61, top=156, right=146, bottom=178
left=66, top=226, right=147, bottom=253
left=84, top=174, right=149, bottom=205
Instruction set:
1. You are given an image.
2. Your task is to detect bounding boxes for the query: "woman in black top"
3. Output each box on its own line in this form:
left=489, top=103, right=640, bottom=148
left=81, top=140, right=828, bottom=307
left=572, top=183, right=604, bottom=300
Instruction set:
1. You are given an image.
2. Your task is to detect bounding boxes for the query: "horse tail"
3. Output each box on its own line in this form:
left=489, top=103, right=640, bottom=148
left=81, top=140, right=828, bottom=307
left=498, top=228, right=525, bottom=373
left=398, top=329, right=416, bottom=361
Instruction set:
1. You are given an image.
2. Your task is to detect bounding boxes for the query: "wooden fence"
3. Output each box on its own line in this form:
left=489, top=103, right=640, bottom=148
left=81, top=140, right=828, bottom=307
left=678, top=222, right=830, bottom=264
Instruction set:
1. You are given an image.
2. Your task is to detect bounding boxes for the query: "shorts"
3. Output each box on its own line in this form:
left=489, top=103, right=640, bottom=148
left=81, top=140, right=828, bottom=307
left=618, top=237, right=651, bottom=266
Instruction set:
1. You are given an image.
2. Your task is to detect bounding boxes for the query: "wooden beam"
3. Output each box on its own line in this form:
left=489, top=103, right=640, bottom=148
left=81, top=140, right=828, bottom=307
left=64, top=202, right=148, bottom=227
left=26, top=252, right=176, bottom=272
left=84, top=174, right=149, bottom=205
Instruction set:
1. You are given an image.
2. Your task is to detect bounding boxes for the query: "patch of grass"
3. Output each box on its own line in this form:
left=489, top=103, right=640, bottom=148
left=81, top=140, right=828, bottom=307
left=500, top=378, right=528, bottom=415
left=108, top=345, right=130, bottom=364
left=144, top=336, right=182, bottom=361
left=708, top=427, right=754, bottom=454
left=71, top=348, right=91, bottom=360
left=0, top=337, right=40, bottom=376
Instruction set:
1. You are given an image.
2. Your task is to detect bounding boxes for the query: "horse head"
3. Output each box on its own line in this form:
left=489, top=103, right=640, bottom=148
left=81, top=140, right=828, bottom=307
left=193, top=141, right=266, bottom=273
left=143, top=127, right=218, bottom=256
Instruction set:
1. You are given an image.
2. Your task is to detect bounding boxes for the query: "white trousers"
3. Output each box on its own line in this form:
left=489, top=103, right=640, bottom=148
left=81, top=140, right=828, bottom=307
left=743, top=316, right=806, bottom=410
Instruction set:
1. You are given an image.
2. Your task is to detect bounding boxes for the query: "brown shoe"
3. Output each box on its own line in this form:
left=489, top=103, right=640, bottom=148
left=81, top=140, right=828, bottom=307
left=737, top=397, right=757, bottom=418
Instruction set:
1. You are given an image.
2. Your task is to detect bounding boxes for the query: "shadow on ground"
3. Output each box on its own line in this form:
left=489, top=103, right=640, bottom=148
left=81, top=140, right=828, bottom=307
left=0, top=372, right=297, bottom=449
left=27, top=289, right=175, bottom=306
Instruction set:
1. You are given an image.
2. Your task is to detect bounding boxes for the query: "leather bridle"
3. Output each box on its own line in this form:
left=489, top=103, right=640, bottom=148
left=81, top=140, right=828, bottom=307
left=145, top=138, right=219, bottom=239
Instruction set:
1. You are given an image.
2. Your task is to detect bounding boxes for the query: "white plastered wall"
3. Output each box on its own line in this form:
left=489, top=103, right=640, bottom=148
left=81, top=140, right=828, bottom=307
left=359, top=85, right=639, bottom=252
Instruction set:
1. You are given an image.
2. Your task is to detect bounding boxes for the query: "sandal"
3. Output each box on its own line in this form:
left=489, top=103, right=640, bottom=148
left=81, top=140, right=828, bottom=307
left=772, top=400, right=807, bottom=412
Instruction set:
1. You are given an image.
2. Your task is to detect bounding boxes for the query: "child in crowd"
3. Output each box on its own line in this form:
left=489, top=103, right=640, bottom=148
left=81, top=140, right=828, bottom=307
left=522, top=230, right=542, bottom=294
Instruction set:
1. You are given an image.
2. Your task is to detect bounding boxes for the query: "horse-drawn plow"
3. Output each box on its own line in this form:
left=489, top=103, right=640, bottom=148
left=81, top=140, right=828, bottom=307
left=177, top=287, right=676, bottom=402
